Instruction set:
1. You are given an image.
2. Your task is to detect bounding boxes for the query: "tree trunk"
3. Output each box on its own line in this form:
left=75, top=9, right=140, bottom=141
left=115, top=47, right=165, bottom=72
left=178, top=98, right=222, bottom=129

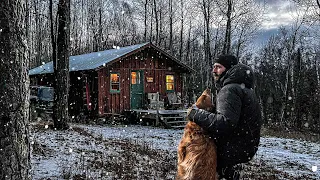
left=98, top=0, right=103, bottom=51
left=50, top=0, right=58, bottom=125
left=153, top=0, right=159, bottom=45
left=315, top=52, right=320, bottom=131
left=53, top=0, right=70, bottom=130
left=179, top=0, right=184, bottom=61
left=293, top=49, right=302, bottom=128
left=169, top=0, right=173, bottom=54
left=236, top=27, right=245, bottom=59
left=144, top=0, right=148, bottom=42
left=33, top=0, right=41, bottom=66
left=223, top=0, right=232, bottom=55
left=202, top=0, right=211, bottom=87
left=212, top=27, right=220, bottom=59
left=26, top=0, right=31, bottom=69
left=158, top=5, right=163, bottom=46
left=0, top=0, right=30, bottom=179
left=185, top=19, right=192, bottom=64
left=150, top=0, right=153, bottom=42
left=280, top=66, right=290, bottom=126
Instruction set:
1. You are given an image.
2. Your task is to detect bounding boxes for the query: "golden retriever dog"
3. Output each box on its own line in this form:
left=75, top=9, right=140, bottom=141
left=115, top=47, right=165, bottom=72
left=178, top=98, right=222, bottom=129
left=177, top=88, right=218, bottom=180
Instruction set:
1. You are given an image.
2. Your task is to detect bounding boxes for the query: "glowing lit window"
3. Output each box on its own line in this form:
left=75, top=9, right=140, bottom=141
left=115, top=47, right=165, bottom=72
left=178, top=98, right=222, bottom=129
left=110, top=73, right=120, bottom=93
left=166, top=75, right=174, bottom=91
left=131, top=72, right=140, bottom=84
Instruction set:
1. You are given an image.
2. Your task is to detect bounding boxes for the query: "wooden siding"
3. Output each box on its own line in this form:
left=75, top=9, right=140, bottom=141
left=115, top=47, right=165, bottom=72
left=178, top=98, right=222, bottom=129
left=98, top=48, right=185, bottom=115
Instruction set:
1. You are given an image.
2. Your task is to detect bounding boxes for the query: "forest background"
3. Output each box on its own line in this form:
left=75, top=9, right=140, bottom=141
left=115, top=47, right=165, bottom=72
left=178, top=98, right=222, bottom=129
left=1, top=0, right=320, bottom=179
left=27, top=0, right=320, bottom=132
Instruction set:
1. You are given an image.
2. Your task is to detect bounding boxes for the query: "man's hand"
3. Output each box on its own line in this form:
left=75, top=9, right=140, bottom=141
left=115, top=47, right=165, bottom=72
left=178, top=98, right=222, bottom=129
left=186, top=104, right=198, bottom=121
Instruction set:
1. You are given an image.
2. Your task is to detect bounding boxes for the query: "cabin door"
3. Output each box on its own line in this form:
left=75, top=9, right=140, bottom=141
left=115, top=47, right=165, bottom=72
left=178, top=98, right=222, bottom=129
left=130, top=70, right=144, bottom=109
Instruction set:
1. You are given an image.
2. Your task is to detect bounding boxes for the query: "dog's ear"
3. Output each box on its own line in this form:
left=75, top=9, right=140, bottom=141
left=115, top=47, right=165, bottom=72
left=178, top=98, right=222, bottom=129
left=196, top=95, right=211, bottom=109
left=196, top=88, right=214, bottom=110
left=201, top=88, right=211, bottom=97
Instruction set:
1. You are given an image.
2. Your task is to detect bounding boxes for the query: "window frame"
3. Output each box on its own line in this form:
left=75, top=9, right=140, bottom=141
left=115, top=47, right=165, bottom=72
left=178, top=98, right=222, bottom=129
left=110, top=72, right=120, bottom=93
left=165, top=74, right=175, bottom=92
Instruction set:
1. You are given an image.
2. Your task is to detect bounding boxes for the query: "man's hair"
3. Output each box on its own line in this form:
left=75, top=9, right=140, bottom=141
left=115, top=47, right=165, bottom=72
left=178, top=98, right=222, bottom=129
left=214, top=55, right=238, bottom=70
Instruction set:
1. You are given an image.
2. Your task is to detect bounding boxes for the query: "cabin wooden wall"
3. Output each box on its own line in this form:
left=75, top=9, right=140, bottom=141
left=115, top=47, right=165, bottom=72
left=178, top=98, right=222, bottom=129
left=98, top=48, right=184, bottom=115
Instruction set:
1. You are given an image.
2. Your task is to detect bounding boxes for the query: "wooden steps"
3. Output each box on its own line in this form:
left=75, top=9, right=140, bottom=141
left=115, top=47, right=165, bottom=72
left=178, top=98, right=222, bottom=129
left=132, top=109, right=188, bottom=129
left=171, top=125, right=186, bottom=129
left=161, top=116, right=187, bottom=129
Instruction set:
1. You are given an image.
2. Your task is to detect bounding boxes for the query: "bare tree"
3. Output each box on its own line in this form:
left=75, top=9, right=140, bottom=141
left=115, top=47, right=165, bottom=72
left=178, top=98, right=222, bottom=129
left=315, top=52, right=320, bottom=131
left=292, top=0, right=320, bottom=19
left=28, top=0, right=52, bottom=68
left=223, top=0, right=232, bottom=54
left=0, top=0, right=30, bottom=179
left=169, top=0, right=173, bottom=53
left=51, top=0, right=70, bottom=130
left=196, top=0, right=214, bottom=87
left=153, top=0, right=159, bottom=45
left=277, top=9, right=308, bottom=125
left=179, top=0, right=185, bottom=61
left=232, top=0, right=263, bottom=59
left=213, top=0, right=263, bottom=57
left=144, top=0, right=148, bottom=42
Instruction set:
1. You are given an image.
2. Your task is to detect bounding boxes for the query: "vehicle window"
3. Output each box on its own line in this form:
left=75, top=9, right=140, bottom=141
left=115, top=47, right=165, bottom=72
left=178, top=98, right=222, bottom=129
left=38, top=87, right=54, bottom=101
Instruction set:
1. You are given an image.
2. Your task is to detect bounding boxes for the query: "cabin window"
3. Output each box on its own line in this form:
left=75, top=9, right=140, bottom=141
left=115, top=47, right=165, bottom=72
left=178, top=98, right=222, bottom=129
left=131, top=71, right=141, bottom=84
left=110, top=72, right=120, bottom=93
left=166, top=75, right=174, bottom=91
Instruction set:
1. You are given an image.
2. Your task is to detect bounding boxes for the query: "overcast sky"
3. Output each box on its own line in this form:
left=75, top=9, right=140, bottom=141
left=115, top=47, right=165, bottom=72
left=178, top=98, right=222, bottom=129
left=252, top=0, right=302, bottom=47
left=260, top=0, right=299, bottom=29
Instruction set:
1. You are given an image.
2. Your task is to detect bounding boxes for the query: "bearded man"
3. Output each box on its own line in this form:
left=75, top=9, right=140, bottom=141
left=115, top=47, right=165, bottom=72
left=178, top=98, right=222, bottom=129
left=188, top=55, right=262, bottom=180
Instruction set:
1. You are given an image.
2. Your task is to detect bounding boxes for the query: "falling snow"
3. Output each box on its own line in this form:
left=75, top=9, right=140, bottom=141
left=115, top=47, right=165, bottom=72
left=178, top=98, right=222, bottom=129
left=240, top=83, right=246, bottom=89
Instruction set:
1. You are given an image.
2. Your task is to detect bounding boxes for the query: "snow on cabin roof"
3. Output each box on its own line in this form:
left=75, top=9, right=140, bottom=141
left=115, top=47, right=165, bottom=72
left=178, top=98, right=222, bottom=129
left=29, top=43, right=149, bottom=75
left=29, top=42, right=194, bottom=76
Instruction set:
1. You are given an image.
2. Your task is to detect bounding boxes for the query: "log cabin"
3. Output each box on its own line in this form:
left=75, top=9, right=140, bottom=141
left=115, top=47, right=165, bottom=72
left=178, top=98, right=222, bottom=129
left=29, top=42, right=194, bottom=118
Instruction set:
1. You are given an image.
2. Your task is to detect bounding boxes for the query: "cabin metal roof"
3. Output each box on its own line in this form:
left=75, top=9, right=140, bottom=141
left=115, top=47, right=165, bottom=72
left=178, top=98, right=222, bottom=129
left=29, top=42, right=194, bottom=75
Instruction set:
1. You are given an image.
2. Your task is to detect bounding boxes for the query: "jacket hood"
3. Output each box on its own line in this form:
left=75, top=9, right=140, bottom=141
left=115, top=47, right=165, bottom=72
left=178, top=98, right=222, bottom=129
left=219, top=64, right=254, bottom=89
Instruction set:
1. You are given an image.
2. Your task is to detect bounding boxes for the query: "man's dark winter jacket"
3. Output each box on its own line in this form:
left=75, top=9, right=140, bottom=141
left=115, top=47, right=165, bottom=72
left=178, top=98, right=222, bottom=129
left=190, top=64, right=262, bottom=167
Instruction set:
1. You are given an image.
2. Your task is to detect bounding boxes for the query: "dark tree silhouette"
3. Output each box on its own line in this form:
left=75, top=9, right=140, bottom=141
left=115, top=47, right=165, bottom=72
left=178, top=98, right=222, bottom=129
left=0, top=0, right=30, bottom=179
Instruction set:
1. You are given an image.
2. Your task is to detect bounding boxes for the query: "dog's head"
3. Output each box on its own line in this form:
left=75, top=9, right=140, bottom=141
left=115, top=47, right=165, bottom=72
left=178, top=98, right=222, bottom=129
left=195, top=88, right=214, bottom=111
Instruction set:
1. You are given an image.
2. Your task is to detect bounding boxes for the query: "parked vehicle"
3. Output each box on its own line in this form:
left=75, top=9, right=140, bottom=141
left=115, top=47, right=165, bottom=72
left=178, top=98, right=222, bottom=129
left=30, top=86, right=54, bottom=120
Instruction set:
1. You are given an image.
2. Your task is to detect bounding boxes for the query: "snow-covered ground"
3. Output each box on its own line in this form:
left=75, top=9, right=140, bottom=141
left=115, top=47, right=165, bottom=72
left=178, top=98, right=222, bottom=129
left=30, top=123, right=320, bottom=179
left=258, top=137, right=319, bottom=178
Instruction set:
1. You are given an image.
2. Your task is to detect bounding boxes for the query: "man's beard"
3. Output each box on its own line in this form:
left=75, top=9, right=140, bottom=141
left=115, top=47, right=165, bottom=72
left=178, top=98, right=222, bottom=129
left=213, top=73, right=219, bottom=82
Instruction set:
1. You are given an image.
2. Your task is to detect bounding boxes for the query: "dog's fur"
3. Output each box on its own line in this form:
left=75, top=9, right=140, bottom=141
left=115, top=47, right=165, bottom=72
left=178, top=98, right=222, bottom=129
left=177, top=88, right=218, bottom=180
